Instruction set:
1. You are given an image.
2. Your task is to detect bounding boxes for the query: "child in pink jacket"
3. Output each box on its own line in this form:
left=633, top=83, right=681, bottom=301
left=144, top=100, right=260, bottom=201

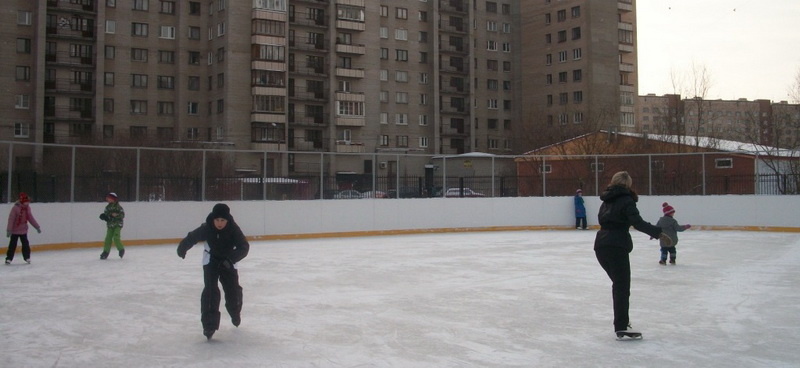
left=6, top=192, right=41, bottom=264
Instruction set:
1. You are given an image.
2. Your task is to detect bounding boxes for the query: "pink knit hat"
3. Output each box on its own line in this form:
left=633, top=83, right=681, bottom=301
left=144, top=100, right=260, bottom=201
left=662, top=202, right=675, bottom=216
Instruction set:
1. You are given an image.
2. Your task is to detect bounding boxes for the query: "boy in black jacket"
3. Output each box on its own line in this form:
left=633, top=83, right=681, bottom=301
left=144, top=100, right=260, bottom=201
left=177, top=203, right=250, bottom=340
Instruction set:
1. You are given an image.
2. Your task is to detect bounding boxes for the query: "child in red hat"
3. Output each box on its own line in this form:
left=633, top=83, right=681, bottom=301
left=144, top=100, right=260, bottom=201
left=5, top=192, right=42, bottom=264
left=656, top=202, right=691, bottom=265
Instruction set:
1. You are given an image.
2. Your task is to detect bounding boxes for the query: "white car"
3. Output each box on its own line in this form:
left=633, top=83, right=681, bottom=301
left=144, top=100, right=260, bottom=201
left=333, top=190, right=362, bottom=199
left=444, top=188, right=485, bottom=197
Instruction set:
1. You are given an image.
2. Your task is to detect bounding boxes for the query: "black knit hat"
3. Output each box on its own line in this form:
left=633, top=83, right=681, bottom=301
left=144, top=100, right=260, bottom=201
left=209, top=203, right=232, bottom=221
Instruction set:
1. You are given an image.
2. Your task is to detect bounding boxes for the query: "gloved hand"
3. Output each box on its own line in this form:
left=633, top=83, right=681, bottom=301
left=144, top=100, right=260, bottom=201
left=220, top=259, right=233, bottom=270
left=99, top=213, right=109, bottom=221
left=177, top=246, right=187, bottom=259
left=36, top=227, right=41, bottom=234
left=659, top=232, right=673, bottom=247
left=684, top=224, right=692, bottom=230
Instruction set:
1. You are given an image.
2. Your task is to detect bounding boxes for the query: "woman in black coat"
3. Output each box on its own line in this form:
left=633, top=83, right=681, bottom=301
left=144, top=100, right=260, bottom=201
left=177, top=203, right=250, bottom=340
left=594, top=171, right=671, bottom=339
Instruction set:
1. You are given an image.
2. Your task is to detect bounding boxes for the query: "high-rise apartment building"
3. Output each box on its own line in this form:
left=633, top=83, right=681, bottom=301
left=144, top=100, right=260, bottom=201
left=2, top=0, right=632, bottom=177
left=519, top=0, right=638, bottom=147
left=639, top=94, right=800, bottom=148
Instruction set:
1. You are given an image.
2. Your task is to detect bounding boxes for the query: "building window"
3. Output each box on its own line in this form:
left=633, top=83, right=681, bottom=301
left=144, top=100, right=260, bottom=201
left=16, top=38, right=31, bottom=54
left=130, top=100, right=148, bottom=114
left=14, top=123, right=30, bottom=138
left=572, top=27, right=581, bottom=40
left=189, top=2, right=201, bottom=14
left=157, top=76, right=175, bottom=89
left=106, top=20, right=116, bottom=34
left=131, top=48, right=148, bottom=62
left=157, top=101, right=174, bottom=115
left=161, top=1, right=176, bottom=14
left=104, top=72, right=115, bottom=86
left=253, top=0, right=287, bottom=12
left=131, top=74, right=148, bottom=88
left=160, top=26, right=175, bottom=39
left=132, top=23, right=149, bottom=37
left=573, top=48, right=582, bottom=60
left=396, top=49, right=408, bottom=61
left=396, top=8, right=408, bottom=19
left=187, top=102, right=199, bottom=115
left=395, top=28, right=408, bottom=41
left=103, top=98, right=114, bottom=113
left=396, top=135, right=409, bottom=147
left=573, top=91, right=583, bottom=103
left=419, top=136, right=429, bottom=148
left=187, top=127, right=199, bottom=140
left=715, top=158, right=733, bottom=169
left=17, top=11, right=32, bottom=25
left=105, top=46, right=115, bottom=59
left=15, top=66, right=30, bottom=81
left=133, top=0, right=148, bottom=11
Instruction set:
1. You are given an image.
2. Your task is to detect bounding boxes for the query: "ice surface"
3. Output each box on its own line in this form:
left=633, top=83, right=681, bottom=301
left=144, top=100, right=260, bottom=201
left=1, top=230, right=799, bottom=367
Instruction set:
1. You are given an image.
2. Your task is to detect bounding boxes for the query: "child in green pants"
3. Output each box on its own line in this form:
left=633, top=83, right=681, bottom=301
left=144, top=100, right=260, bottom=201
left=99, top=192, right=125, bottom=259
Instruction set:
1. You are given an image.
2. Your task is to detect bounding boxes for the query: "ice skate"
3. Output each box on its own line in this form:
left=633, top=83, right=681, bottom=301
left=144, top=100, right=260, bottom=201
left=616, top=324, right=642, bottom=340
left=4, top=259, right=10, bottom=265
left=659, top=260, right=666, bottom=265
left=119, top=249, right=125, bottom=258
left=669, top=259, right=676, bottom=265
left=203, top=329, right=215, bottom=340
left=24, top=259, right=31, bottom=264
left=100, top=251, right=109, bottom=260
left=232, top=315, right=241, bottom=327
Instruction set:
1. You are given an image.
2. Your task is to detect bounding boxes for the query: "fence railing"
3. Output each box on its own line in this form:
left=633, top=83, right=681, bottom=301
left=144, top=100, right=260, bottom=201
left=1, top=141, right=798, bottom=203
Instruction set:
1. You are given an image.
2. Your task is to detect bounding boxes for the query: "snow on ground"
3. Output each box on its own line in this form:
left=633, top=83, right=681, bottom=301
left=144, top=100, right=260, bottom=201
left=1, top=230, right=799, bottom=367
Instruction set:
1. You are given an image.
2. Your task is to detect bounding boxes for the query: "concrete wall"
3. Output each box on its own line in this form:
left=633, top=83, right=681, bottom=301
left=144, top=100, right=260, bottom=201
left=3, top=195, right=798, bottom=251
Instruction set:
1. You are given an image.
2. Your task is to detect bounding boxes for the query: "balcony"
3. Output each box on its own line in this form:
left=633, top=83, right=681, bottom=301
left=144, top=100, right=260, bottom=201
left=438, top=20, right=469, bottom=34
left=618, top=0, right=633, bottom=12
left=45, top=51, right=95, bottom=67
left=335, top=92, right=364, bottom=102
left=48, top=0, right=96, bottom=14
left=335, top=141, right=365, bottom=153
left=335, top=116, right=366, bottom=127
left=335, top=43, right=366, bottom=55
left=45, top=78, right=94, bottom=93
left=439, top=0, right=468, bottom=14
left=251, top=141, right=287, bottom=151
left=619, top=62, right=634, bottom=73
left=618, top=43, right=634, bottom=53
left=336, top=0, right=365, bottom=5
left=336, top=19, right=365, bottom=31
left=335, top=67, right=364, bottom=78
left=43, top=106, right=94, bottom=121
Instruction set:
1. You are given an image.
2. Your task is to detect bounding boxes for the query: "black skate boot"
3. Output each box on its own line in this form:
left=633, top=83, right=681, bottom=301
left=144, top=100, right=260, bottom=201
left=203, top=329, right=215, bottom=340
left=100, top=251, right=109, bottom=260
left=669, top=259, right=676, bottom=265
left=659, top=260, right=666, bottom=265
left=616, top=324, right=642, bottom=340
left=119, top=249, right=125, bottom=258
left=232, top=314, right=241, bottom=327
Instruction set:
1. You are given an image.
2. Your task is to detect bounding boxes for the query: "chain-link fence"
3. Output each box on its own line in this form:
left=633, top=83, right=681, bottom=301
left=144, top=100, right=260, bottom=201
left=1, top=141, right=797, bottom=203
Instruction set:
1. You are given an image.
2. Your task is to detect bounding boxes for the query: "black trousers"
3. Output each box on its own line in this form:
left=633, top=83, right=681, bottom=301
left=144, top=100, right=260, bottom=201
left=576, top=217, right=587, bottom=229
left=201, top=263, right=243, bottom=331
left=595, top=247, right=631, bottom=332
left=6, top=234, right=31, bottom=261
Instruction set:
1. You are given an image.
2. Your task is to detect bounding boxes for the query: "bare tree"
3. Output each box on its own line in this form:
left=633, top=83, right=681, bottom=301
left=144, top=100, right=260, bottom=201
left=668, top=62, right=722, bottom=147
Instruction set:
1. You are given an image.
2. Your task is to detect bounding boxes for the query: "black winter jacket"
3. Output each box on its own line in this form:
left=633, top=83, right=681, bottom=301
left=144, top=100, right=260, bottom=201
left=177, top=215, right=249, bottom=264
left=593, top=185, right=662, bottom=253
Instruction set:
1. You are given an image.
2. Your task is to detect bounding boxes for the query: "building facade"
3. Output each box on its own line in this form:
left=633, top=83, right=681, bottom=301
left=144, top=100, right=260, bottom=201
left=638, top=94, right=800, bottom=149
left=2, top=0, right=634, bottom=179
left=518, top=0, right=638, bottom=147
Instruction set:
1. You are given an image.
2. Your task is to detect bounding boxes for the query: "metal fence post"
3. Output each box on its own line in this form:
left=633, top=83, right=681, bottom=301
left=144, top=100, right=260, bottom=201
left=542, top=156, right=547, bottom=197
left=594, top=155, right=599, bottom=195
left=6, top=143, right=13, bottom=203
left=702, top=153, right=706, bottom=195
left=648, top=154, right=652, bottom=195
left=201, top=150, right=206, bottom=202
left=70, top=146, right=76, bottom=203
left=135, top=148, right=141, bottom=202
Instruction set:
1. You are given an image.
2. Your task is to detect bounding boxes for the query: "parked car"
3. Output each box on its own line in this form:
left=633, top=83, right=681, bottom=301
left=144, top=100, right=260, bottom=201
left=388, top=187, right=422, bottom=198
left=444, top=188, right=485, bottom=198
left=361, top=190, right=388, bottom=199
left=333, top=190, right=362, bottom=199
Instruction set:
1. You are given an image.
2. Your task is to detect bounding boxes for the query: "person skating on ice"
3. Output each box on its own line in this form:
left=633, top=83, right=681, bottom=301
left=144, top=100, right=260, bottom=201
left=593, top=171, right=672, bottom=340
left=5, top=193, right=41, bottom=265
left=177, top=203, right=250, bottom=340
left=656, top=202, right=690, bottom=265
left=99, top=192, right=125, bottom=259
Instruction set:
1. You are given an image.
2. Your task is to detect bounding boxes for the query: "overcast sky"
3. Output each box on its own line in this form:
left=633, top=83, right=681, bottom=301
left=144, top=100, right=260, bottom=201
left=636, top=0, right=800, bottom=102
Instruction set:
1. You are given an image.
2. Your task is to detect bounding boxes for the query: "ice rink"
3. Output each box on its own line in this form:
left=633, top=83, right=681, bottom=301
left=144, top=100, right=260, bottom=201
left=1, top=229, right=799, bottom=367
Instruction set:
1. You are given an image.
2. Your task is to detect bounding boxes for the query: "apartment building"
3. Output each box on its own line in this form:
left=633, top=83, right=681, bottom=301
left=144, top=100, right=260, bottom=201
left=639, top=94, right=800, bottom=149
left=519, top=0, right=638, bottom=147
left=2, top=0, right=629, bottom=178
